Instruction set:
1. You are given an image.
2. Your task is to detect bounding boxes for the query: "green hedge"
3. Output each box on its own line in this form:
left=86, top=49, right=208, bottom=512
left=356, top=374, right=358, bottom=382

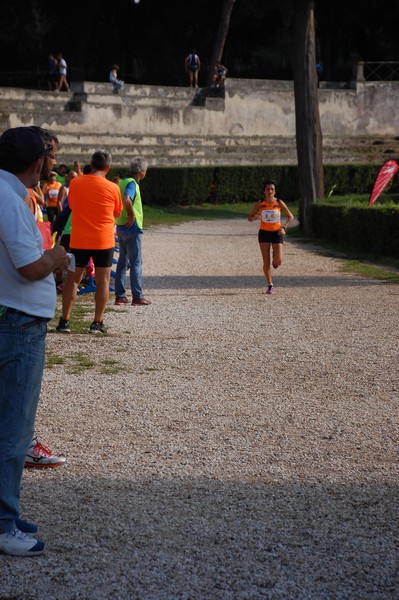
left=106, top=164, right=397, bottom=206
left=212, top=166, right=299, bottom=203
left=311, top=201, right=399, bottom=256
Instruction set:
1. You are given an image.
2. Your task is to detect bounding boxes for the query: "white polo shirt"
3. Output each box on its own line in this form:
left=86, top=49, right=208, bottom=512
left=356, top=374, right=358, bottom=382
left=0, top=169, right=56, bottom=319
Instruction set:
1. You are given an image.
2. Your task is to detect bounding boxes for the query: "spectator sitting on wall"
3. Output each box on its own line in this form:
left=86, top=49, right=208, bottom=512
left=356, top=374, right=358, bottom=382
left=212, top=62, right=228, bottom=88
left=109, top=65, right=124, bottom=94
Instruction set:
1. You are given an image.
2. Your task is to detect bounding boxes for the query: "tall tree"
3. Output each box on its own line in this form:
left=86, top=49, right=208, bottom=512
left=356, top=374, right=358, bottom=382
left=292, top=0, right=324, bottom=234
left=206, top=0, right=237, bottom=88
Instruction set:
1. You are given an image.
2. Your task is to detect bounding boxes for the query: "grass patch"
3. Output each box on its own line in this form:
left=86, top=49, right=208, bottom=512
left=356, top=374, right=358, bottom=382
left=66, top=352, right=96, bottom=374
left=289, top=229, right=399, bottom=283
left=99, top=358, right=125, bottom=374
left=46, top=349, right=126, bottom=376
left=46, top=352, right=65, bottom=368
left=341, top=260, right=399, bottom=283
left=144, top=201, right=299, bottom=228
left=51, top=296, right=94, bottom=334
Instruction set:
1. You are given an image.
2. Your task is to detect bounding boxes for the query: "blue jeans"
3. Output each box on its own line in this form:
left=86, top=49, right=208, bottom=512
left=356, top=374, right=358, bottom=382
left=0, top=311, right=47, bottom=533
left=115, top=227, right=143, bottom=299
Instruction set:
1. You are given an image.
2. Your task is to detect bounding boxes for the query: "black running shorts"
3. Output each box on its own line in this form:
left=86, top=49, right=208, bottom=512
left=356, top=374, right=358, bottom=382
left=258, top=229, right=284, bottom=244
left=70, top=248, right=115, bottom=268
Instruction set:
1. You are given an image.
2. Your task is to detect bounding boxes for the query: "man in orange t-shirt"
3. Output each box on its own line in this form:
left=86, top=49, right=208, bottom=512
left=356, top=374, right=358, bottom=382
left=56, top=150, right=122, bottom=334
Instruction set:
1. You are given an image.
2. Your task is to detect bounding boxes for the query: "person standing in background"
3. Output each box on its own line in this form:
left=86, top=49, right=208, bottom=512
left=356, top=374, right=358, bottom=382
left=56, top=54, right=70, bottom=92
left=56, top=150, right=122, bottom=334
left=47, top=54, right=58, bottom=90
left=42, top=171, right=61, bottom=223
left=114, top=157, right=152, bottom=306
left=185, top=49, right=201, bottom=88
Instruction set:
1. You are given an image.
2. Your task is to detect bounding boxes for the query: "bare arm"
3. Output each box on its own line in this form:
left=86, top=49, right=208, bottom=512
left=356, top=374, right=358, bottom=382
left=31, top=185, right=45, bottom=206
left=18, top=246, right=69, bottom=281
left=248, top=202, right=261, bottom=222
left=122, top=194, right=135, bottom=227
left=57, top=186, right=67, bottom=213
left=279, top=200, right=295, bottom=230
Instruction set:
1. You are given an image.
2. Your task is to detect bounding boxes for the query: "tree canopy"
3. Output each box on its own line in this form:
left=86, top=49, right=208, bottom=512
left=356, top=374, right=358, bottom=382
left=1, top=0, right=398, bottom=86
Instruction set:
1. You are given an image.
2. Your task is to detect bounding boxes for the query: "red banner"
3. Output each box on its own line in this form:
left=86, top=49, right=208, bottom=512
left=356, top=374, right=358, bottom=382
left=369, top=160, right=399, bottom=205
left=37, top=221, right=53, bottom=250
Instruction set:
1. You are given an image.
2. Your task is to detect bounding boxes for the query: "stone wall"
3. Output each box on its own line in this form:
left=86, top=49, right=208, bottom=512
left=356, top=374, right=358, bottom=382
left=0, top=79, right=398, bottom=167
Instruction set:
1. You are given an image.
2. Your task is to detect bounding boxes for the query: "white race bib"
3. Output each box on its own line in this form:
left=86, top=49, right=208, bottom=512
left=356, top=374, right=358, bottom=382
left=261, top=209, right=279, bottom=223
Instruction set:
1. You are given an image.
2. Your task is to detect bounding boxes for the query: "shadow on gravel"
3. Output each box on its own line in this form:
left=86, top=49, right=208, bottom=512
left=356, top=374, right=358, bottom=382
left=145, top=275, right=383, bottom=290
left=4, top=478, right=397, bottom=599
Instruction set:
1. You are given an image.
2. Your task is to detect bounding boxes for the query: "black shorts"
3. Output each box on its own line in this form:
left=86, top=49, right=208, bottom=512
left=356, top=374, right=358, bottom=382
left=258, top=229, right=284, bottom=244
left=70, top=248, right=114, bottom=268
left=59, top=234, right=70, bottom=252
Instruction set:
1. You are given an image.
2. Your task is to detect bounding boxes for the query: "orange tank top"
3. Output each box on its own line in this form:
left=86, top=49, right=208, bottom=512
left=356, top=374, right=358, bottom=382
left=259, top=200, right=282, bottom=231
left=44, top=181, right=61, bottom=207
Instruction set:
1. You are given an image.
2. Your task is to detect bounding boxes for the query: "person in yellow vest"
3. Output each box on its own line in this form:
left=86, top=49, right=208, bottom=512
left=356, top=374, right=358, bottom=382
left=42, top=171, right=61, bottom=223
left=248, top=179, right=294, bottom=294
left=114, top=157, right=152, bottom=306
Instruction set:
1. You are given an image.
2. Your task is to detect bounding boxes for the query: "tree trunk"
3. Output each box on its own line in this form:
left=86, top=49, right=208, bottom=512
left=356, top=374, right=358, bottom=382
left=206, top=0, right=237, bottom=89
left=292, top=0, right=324, bottom=235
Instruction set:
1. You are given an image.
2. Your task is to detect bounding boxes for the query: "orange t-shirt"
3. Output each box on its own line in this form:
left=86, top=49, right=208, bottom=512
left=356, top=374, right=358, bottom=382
left=43, top=181, right=61, bottom=207
left=68, top=174, right=122, bottom=250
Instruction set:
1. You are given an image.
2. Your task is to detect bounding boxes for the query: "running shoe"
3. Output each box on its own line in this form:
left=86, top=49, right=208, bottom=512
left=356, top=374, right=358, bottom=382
left=265, top=284, right=273, bottom=295
left=56, top=317, right=70, bottom=333
left=24, top=437, right=67, bottom=469
left=89, top=321, right=107, bottom=334
left=0, top=529, right=45, bottom=556
left=15, top=518, right=38, bottom=535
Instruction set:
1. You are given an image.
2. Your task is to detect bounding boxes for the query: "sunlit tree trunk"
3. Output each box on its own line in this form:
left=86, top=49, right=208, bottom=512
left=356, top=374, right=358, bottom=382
left=293, top=0, right=324, bottom=234
left=206, top=0, right=236, bottom=89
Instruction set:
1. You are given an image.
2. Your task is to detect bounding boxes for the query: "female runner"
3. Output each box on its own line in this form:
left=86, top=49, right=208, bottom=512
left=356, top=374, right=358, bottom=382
left=248, top=179, right=294, bottom=294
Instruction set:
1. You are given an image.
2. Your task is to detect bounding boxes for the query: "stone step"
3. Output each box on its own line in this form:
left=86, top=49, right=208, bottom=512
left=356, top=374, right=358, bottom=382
left=55, top=136, right=398, bottom=168
left=1, top=81, right=399, bottom=168
left=57, top=146, right=297, bottom=168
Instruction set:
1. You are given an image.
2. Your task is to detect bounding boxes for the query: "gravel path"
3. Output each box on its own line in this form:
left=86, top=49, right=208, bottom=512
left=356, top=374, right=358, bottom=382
left=1, top=219, right=398, bottom=599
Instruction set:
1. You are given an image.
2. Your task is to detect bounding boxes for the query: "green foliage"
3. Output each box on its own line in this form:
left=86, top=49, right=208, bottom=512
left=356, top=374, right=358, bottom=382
left=142, top=168, right=215, bottom=206
left=311, top=200, right=399, bottom=257
left=106, top=164, right=390, bottom=207
left=214, top=166, right=300, bottom=203
left=324, top=165, right=381, bottom=196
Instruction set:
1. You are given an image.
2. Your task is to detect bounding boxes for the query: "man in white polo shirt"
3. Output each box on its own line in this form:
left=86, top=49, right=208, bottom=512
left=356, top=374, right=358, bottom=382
left=0, top=126, right=68, bottom=557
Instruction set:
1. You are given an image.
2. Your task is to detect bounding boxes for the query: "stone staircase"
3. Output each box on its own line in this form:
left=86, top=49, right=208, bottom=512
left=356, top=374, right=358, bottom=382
left=1, top=80, right=398, bottom=167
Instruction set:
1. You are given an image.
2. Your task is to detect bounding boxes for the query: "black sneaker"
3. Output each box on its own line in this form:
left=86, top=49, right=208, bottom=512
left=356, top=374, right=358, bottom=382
left=89, top=321, right=107, bottom=334
left=56, top=318, right=70, bottom=333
